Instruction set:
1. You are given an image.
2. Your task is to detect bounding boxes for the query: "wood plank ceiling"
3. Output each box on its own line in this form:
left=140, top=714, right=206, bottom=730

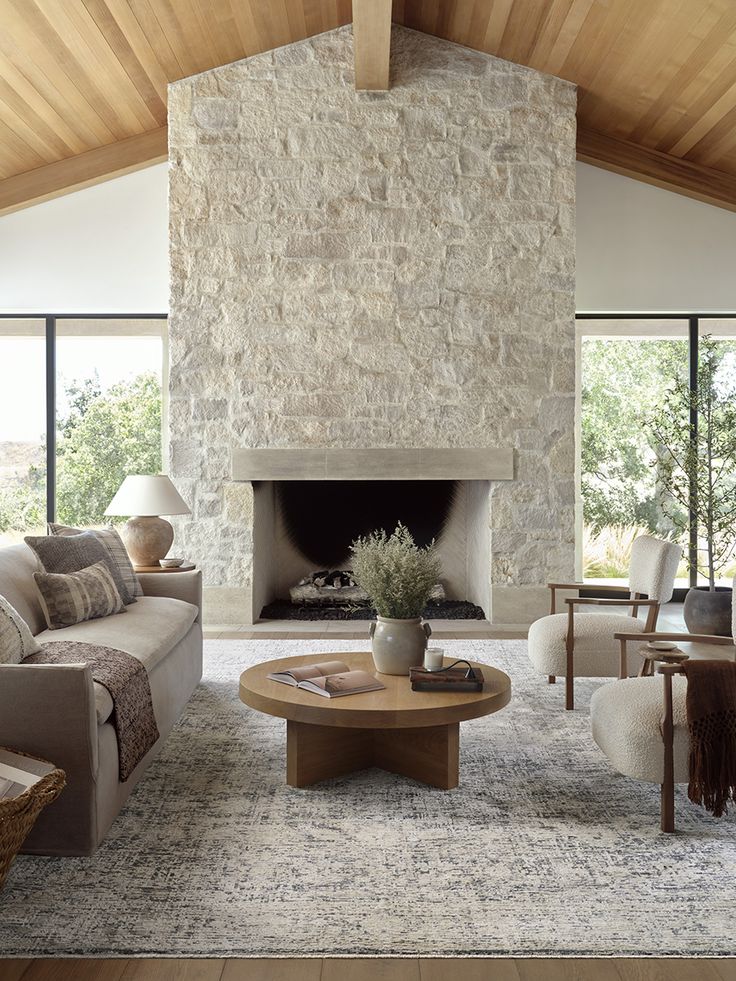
left=1, top=0, right=736, bottom=214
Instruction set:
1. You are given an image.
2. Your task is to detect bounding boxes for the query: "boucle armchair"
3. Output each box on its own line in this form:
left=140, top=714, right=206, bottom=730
left=528, top=535, right=681, bottom=710
left=590, top=583, right=735, bottom=832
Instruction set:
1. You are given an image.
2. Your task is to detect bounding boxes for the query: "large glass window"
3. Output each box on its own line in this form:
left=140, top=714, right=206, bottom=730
left=55, top=320, right=164, bottom=528
left=0, top=320, right=47, bottom=546
left=578, top=315, right=736, bottom=589
left=0, top=315, right=166, bottom=540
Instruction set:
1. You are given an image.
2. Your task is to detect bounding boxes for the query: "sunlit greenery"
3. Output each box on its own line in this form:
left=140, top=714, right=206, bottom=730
left=0, top=372, right=161, bottom=536
left=581, top=337, right=736, bottom=582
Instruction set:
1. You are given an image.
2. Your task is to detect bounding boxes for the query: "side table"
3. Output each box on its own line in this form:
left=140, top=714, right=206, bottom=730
left=133, top=564, right=196, bottom=574
left=638, top=645, right=688, bottom=677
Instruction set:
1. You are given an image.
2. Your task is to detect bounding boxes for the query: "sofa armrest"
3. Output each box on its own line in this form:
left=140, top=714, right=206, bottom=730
left=137, top=569, right=202, bottom=622
left=0, top=662, right=98, bottom=772
left=0, top=662, right=100, bottom=854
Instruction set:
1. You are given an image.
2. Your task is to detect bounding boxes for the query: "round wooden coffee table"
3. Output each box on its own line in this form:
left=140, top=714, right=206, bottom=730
left=239, top=651, right=511, bottom=790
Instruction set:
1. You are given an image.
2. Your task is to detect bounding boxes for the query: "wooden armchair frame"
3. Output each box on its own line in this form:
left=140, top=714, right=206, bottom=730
left=547, top=582, right=637, bottom=616
left=615, top=630, right=735, bottom=832
left=559, top=595, right=661, bottom=710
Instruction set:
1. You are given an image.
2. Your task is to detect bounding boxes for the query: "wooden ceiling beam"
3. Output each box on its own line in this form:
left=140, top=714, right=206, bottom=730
left=0, top=126, right=167, bottom=217
left=352, top=0, right=392, bottom=90
left=576, top=125, right=736, bottom=213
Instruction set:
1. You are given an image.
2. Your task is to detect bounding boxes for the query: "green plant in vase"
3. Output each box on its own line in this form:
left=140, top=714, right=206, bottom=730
left=351, top=523, right=441, bottom=675
left=649, top=337, right=736, bottom=635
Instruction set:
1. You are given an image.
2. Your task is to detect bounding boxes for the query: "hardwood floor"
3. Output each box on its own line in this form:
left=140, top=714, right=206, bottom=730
left=3, top=960, right=736, bottom=981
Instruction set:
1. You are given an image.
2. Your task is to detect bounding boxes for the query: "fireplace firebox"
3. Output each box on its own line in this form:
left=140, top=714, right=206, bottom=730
left=233, top=446, right=513, bottom=624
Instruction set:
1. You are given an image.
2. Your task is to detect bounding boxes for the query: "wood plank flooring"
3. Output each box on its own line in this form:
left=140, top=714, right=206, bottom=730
left=3, top=602, right=725, bottom=979
left=3, top=960, right=736, bottom=980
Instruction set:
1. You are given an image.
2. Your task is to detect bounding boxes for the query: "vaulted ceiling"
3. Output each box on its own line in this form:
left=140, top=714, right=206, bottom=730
left=1, top=0, right=736, bottom=214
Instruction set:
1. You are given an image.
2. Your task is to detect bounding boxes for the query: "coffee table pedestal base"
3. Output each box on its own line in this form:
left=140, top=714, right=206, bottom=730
left=286, top=720, right=460, bottom=790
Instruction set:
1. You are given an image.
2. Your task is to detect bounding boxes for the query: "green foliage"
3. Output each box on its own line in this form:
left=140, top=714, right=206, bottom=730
left=350, top=523, right=441, bottom=619
left=0, top=466, right=45, bottom=536
left=581, top=338, right=687, bottom=532
left=56, top=373, right=162, bottom=526
left=0, top=371, right=162, bottom=535
left=649, top=337, right=736, bottom=588
left=582, top=523, right=684, bottom=579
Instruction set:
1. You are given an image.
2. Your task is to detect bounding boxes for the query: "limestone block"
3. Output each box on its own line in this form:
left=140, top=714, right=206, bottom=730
left=192, top=99, right=238, bottom=131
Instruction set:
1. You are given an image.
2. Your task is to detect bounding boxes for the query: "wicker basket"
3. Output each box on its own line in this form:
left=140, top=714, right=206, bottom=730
left=0, top=748, right=65, bottom=889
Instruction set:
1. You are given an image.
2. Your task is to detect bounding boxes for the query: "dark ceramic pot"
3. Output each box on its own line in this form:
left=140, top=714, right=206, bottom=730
left=683, top=586, right=733, bottom=637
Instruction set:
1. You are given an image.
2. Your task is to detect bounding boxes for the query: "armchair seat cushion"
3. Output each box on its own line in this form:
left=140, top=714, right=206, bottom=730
left=528, top=612, right=646, bottom=678
left=590, top=675, right=689, bottom=784
left=34, top=596, right=198, bottom=725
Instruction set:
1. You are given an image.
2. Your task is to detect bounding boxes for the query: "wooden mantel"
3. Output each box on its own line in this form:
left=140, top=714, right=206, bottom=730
left=231, top=447, right=513, bottom=481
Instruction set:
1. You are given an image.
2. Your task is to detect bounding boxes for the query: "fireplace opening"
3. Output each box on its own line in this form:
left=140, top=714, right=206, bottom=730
left=251, top=479, right=491, bottom=622
left=277, top=479, right=457, bottom=567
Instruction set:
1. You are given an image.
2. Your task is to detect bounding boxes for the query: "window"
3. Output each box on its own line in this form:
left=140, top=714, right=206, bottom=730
left=0, top=320, right=47, bottom=544
left=0, top=315, right=166, bottom=546
left=577, top=315, right=736, bottom=590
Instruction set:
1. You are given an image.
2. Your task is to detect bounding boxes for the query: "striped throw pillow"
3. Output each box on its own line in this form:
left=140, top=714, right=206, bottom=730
left=33, top=561, right=127, bottom=630
left=48, top=523, right=143, bottom=599
left=0, top=594, right=41, bottom=663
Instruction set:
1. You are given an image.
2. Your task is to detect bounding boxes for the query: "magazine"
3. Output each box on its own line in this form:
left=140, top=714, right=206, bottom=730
left=0, top=749, right=55, bottom=801
left=267, top=660, right=386, bottom=698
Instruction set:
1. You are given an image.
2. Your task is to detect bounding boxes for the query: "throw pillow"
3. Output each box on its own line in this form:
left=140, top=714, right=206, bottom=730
left=33, top=561, right=127, bottom=630
left=0, top=594, right=42, bottom=664
left=25, top=532, right=135, bottom=606
left=48, top=523, right=143, bottom=599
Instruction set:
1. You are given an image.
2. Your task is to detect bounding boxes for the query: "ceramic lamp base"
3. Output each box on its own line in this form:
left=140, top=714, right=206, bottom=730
left=122, top=515, right=174, bottom=567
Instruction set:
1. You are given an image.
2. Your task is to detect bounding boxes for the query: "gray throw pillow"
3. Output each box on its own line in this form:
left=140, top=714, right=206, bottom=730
left=0, top=594, right=42, bottom=663
left=48, top=523, right=143, bottom=599
left=25, top=532, right=135, bottom=606
left=33, top=561, right=126, bottom=630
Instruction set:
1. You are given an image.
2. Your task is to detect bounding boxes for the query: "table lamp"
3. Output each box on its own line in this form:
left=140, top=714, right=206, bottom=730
left=105, top=474, right=191, bottom=568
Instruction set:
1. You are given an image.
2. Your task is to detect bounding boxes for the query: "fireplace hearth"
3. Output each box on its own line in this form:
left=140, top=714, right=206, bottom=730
left=260, top=599, right=486, bottom=622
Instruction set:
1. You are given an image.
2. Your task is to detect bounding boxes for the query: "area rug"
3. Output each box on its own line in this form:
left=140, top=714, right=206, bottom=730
left=1, top=638, right=735, bottom=958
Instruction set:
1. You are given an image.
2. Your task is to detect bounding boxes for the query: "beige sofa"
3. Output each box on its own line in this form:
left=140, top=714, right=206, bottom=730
left=0, top=542, right=202, bottom=856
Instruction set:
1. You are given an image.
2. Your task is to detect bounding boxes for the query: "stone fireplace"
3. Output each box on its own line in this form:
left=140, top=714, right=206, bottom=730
left=233, top=447, right=511, bottom=621
left=167, top=26, right=577, bottom=625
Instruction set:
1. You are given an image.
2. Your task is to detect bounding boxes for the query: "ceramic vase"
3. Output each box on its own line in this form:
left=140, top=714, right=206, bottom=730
left=683, top=586, right=733, bottom=637
left=369, top=616, right=432, bottom=675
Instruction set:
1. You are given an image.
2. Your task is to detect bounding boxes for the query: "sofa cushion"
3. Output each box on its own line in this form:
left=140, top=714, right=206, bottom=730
left=49, top=523, right=143, bottom=599
left=0, top=593, right=41, bottom=664
left=35, top=596, right=199, bottom=724
left=0, top=544, right=45, bottom=636
left=26, top=533, right=135, bottom=605
left=34, top=562, right=126, bottom=629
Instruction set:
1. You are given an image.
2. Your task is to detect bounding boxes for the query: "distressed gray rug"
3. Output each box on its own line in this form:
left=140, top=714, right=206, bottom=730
left=1, top=638, right=735, bottom=958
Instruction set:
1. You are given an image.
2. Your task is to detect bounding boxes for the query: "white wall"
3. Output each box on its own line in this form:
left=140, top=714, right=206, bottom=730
left=576, top=162, right=736, bottom=313
left=0, top=164, right=168, bottom=314
left=2, top=157, right=735, bottom=316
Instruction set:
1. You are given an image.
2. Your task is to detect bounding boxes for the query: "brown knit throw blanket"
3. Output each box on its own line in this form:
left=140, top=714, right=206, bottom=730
left=24, top=641, right=160, bottom=781
left=681, top=658, right=736, bottom=818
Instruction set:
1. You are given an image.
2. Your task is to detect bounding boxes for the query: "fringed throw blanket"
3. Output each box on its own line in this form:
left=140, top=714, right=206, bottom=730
left=681, top=658, right=736, bottom=818
left=24, top=641, right=160, bottom=781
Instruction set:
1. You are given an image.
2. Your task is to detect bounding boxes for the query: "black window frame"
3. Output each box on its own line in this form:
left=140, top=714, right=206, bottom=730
left=576, top=311, right=736, bottom=591
left=0, top=312, right=167, bottom=525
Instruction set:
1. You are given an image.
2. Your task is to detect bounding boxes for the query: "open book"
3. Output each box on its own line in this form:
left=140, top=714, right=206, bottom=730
left=0, top=748, right=55, bottom=801
left=267, top=660, right=386, bottom=698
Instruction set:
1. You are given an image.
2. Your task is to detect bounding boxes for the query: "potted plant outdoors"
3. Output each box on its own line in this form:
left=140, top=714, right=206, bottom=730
left=650, top=337, right=736, bottom=636
left=351, top=523, right=441, bottom=675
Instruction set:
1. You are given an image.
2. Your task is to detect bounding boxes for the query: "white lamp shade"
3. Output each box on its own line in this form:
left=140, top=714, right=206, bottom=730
left=105, top=475, right=191, bottom=517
